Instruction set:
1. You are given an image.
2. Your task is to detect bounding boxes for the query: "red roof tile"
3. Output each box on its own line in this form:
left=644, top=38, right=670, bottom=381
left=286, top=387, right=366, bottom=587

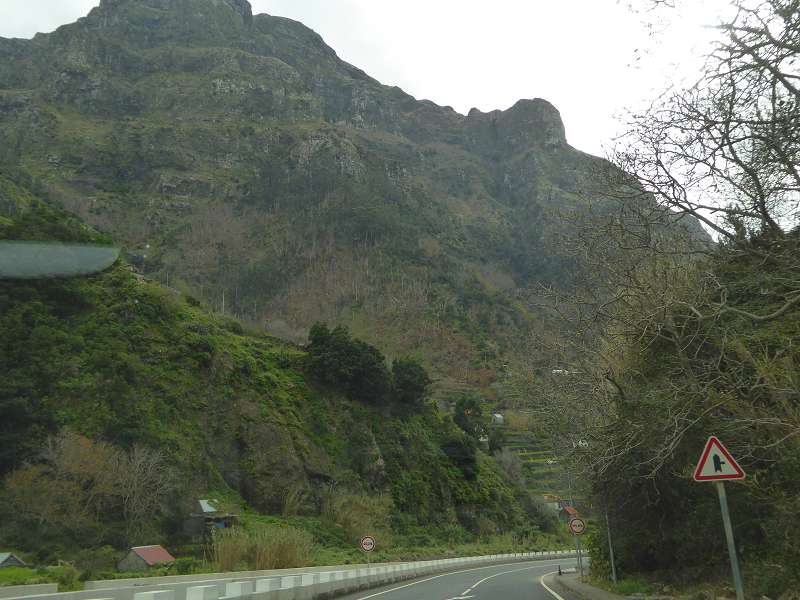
left=131, top=545, right=175, bottom=566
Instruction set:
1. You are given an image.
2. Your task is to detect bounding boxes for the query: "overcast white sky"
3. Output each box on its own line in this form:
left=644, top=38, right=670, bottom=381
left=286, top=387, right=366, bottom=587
left=0, top=0, right=729, bottom=157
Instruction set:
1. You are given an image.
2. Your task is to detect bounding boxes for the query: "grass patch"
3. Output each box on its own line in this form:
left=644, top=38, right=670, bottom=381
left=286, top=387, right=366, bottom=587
left=591, top=575, right=655, bottom=596
left=0, top=567, right=47, bottom=587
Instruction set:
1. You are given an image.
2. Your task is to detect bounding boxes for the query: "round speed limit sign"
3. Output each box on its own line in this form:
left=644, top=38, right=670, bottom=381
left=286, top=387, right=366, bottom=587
left=568, top=517, right=587, bottom=535
left=360, top=535, right=376, bottom=552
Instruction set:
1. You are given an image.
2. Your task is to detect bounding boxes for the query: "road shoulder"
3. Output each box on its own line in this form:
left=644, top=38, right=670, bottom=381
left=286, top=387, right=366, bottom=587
left=544, top=573, right=628, bottom=600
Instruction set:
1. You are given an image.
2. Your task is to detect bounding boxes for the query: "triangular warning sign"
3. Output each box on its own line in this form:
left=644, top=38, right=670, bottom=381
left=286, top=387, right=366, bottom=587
left=693, top=436, right=746, bottom=481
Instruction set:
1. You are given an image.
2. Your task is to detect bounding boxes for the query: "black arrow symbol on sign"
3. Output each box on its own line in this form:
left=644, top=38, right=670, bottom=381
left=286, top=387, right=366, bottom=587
left=713, top=455, right=726, bottom=472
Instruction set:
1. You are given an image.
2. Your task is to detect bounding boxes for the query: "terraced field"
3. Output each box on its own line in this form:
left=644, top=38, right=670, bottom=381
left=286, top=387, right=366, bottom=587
left=503, top=430, right=570, bottom=499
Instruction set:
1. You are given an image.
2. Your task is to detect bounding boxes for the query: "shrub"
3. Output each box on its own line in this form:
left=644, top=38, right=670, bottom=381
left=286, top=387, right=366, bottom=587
left=209, top=528, right=248, bottom=572
left=453, top=396, right=484, bottom=437
left=442, top=433, right=478, bottom=480
left=172, top=557, right=202, bottom=575
left=73, top=546, right=120, bottom=576
left=45, top=565, right=81, bottom=591
left=322, top=490, right=395, bottom=547
left=281, top=486, right=309, bottom=517
left=209, top=526, right=317, bottom=571
left=248, top=526, right=317, bottom=570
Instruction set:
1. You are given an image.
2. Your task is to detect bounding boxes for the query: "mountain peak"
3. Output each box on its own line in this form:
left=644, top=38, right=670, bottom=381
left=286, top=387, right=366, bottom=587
left=466, top=98, right=567, bottom=152
left=79, top=0, right=253, bottom=44
left=501, top=98, right=566, bottom=148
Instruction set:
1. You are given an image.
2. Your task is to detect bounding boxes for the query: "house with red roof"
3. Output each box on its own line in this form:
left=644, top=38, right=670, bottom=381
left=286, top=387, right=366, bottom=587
left=559, top=505, right=580, bottom=522
left=117, top=545, right=175, bottom=572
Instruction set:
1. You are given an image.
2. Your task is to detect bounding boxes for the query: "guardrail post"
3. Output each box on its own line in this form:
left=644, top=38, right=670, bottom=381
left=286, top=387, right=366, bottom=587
left=134, top=591, right=174, bottom=600
left=186, top=585, right=218, bottom=600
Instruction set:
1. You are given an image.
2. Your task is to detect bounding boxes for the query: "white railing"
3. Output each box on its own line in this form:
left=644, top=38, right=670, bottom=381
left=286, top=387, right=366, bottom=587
left=4, top=551, right=577, bottom=600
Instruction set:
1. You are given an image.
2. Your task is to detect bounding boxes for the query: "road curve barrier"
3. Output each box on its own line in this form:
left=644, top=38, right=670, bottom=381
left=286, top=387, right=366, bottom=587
left=2, top=551, right=578, bottom=600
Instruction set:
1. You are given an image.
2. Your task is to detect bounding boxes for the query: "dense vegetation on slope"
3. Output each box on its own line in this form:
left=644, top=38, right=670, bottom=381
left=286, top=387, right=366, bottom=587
left=583, top=236, right=800, bottom=596
left=575, top=0, right=800, bottom=593
left=0, top=171, right=555, bottom=568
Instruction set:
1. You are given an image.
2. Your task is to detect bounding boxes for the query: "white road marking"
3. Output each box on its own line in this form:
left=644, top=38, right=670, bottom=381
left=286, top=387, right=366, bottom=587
left=354, top=560, right=567, bottom=599
left=461, top=565, right=542, bottom=595
left=540, top=571, right=567, bottom=600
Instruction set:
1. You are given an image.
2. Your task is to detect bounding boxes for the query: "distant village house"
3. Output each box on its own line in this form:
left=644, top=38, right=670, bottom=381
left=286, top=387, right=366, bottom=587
left=117, top=546, right=175, bottom=572
left=0, top=553, right=26, bottom=568
left=559, top=506, right=580, bottom=522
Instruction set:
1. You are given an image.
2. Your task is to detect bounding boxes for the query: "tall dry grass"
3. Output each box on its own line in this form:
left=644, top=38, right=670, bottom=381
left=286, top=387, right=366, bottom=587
left=210, top=528, right=247, bottom=572
left=281, top=485, right=308, bottom=516
left=322, top=489, right=394, bottom=547
left=209, top=526, right=318, bottom=571
left=249, top=526, right=317, bottom=569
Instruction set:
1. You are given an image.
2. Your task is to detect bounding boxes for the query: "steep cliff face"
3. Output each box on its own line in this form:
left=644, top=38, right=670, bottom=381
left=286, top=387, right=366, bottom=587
left=0, top=0, right=674, bottom=393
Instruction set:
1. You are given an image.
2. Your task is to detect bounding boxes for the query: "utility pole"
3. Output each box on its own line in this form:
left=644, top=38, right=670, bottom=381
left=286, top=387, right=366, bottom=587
left=605, top=508, right=618, bottom=583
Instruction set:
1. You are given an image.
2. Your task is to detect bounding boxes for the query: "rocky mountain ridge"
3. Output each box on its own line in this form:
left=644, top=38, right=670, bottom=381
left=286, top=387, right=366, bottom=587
left=0, top=0, right=691, bottom=393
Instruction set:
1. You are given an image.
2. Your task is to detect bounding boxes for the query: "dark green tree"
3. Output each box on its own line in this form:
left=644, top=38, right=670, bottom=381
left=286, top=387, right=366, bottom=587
left=391, top=357, right=432, bottom=407
left=306, top=322, right=391, bottom=403
left=453, top=395, right=484, bottom=437
left=441, top=432, right=478, bottom=480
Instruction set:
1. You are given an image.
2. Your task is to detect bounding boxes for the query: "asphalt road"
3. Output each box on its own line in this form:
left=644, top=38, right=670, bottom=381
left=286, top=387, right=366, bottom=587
left=334, top=558, right=579, bottom=600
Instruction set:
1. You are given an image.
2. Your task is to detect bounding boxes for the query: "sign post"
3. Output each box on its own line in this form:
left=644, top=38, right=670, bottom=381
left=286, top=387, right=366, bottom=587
left=693, top=436, right=746, bottom=600
left=568, top=517, right=586, bottom=578
left=360, top=535, right=376, bottom=567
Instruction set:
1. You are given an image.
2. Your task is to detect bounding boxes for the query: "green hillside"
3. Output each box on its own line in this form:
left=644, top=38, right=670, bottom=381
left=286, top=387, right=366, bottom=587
left=0, top=171, right=556, bottom=568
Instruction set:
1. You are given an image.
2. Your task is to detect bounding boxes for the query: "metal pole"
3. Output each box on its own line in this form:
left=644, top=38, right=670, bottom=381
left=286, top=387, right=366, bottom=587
left=565, top=460, right=584, bottom=578
left=605, top=508, right=618, bottom=584
left=715, top=482, right=745, bottom=600
left=575, top=534, right=584, bottom=578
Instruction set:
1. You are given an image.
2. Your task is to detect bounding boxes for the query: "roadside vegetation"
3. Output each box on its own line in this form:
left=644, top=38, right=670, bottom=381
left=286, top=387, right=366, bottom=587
left=538, top=0, right=800, bottom=596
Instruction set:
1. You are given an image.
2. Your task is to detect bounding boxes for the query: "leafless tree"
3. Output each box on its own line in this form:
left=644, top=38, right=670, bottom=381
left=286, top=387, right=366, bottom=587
left=513, top=0, right=800, bottom=484
left=612, top=0, right=799, bottom=242
left=115, top=444, right=172, bottom=541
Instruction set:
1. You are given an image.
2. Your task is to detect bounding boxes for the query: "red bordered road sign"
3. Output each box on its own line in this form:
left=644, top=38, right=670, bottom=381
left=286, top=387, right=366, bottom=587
left=693, top=436, right=746, bottom=481
left=360, top=535, right=376, bottom=552
left=568, top=517, right=586, bottom=535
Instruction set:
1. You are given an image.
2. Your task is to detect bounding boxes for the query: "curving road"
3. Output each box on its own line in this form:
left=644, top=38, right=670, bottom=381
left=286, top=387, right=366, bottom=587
left=334, top=558, right=579, bottom=600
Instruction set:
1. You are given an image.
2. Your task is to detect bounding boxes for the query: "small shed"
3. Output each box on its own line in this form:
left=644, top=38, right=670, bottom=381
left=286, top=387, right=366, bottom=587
left=117, top=546, right=175, bottom=572
left=183, top=499, right=239, bottom=537
left=0, top=553, right=26, bottom=568
left=491, top=413, right=504, bottom=426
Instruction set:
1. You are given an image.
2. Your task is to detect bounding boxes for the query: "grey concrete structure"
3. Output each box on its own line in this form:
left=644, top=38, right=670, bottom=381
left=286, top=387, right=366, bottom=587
left=0, top=587, right=57, bottom=599
left=185, top=587, right=217, bottom=600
